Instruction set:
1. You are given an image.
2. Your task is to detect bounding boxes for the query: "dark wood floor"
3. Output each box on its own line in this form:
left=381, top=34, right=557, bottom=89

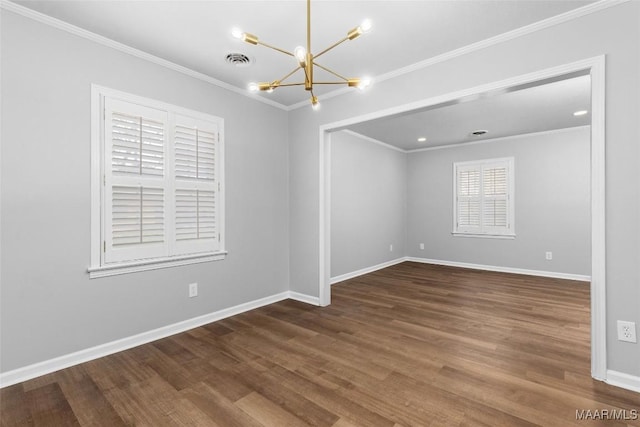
left=2, top=262, right=639, bottom=426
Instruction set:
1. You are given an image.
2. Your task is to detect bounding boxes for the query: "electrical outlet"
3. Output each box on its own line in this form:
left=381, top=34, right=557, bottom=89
left=617, top=320, right=637, bottom=343
left=545, top=251, right=553, bottom=260
left=389, top=244, right=393, bottom=252
left=420, top=243, right=425, bottom=250
left=188, top=283, right=198, bottom=298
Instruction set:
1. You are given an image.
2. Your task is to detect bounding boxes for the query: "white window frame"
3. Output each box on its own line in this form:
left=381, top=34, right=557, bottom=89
left=452, top=157, right=515, bottom=239
left=89, top=85, right=226, bottom=278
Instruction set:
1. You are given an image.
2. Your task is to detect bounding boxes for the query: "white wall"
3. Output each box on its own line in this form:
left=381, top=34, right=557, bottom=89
left=331, top=131, right=406, bottom=278
left=407, top=127, right=591, bottom=275
left=0, top=11, right=289, bottom=372
left=289, top=2, right=640, bottom=376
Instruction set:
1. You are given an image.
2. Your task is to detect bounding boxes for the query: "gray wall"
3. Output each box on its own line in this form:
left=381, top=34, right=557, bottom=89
left=289, top=2, right=639, bottom=375
left=1, top=1, right=638, bottom=380
left=0, top=12, right=289, bottom=372
left=331, top=131, right=406, bottom=278
left=407, top=127, right=591, bottom=275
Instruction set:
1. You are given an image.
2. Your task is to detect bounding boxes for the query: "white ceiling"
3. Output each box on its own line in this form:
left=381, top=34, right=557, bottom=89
left=14, top=0, right=596, bottom=108
left=346, top=74, right=591, bottom=151
left=12, top=1, right=594, bottom=147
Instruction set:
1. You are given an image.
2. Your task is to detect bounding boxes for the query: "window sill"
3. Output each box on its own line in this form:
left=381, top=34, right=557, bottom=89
left=88, top=251, right=227, bottom=278
left=452, top=232, right=515, bottom=240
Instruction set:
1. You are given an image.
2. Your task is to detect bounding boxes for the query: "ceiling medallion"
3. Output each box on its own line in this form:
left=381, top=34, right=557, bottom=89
left=232, top=0, right=372, bottom=109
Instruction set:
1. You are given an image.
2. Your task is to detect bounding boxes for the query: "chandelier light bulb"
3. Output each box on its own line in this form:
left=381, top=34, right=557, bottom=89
left=294, top=46, right=307, bottom=65
left=248, top=82, right=259, bottom=92
left=360, top=19, right=373, bottom=33
left=311, top=96, right=320, bottom=110
left=231, top=27, right=243, bottom=39
left=357, top=77, right=372, bottom=91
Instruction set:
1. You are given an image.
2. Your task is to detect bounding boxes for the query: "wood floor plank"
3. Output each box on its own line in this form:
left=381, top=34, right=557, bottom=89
left=56, top=367, right=126, bottom=427
left=224, top=362, right=341, bottom=426
left=2, top=262, right=639, bottom=426
left=257, top=366, right=395, bottom=427
left=0, top=384, right=32, bottom=427
left=180, top=382, right=262, bottom=427
left=24, top=383, right=80, bottom=426
left=235, top=392, right=309, bottom=427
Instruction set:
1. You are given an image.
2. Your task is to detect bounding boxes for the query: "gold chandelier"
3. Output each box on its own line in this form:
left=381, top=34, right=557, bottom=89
left=232, top=0, right=372, bottom=109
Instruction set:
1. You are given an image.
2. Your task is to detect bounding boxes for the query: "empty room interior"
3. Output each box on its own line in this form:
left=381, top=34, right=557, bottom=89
left=1, top=0, right=639, bottom=425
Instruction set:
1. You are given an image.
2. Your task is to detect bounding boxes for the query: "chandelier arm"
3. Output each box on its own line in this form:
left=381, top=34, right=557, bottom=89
left=255, top=40, right=295, bottom=57
left=312, top=81, right=353, bottom=85
left=313, top=37, right=350, bottom=60
left=312, top=62, right=349, bottom=81
left=277, top=82, right=307, bottom=88
left=276, top=66, right=304, bottom=85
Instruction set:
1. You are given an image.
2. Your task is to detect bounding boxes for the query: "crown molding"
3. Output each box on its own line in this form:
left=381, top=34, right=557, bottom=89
left=340, top=125, right=590, bottom=155
left=408, top=125, right=591, bottom=154
left=1, top=0, right=626, bottom=112
left=0, top=0, right=289, bottom=111
left=341, top=130, right=408, bottom=153
left=368, top=0, right=627, bottom=89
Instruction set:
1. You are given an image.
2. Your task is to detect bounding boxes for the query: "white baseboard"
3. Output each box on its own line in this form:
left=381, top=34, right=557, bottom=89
left=330, top=257, right=407, bottom=285
left=287, top=291, right=321, bottom=306
left=606, top=370, right=640, bottom=394
left=406, top=257, right=591, bottom=282
left=0, top=291, right=318, bottom=388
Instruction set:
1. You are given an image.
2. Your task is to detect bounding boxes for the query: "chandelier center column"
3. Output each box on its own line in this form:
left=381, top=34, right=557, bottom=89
left=305, top=0, right=313, bottom=91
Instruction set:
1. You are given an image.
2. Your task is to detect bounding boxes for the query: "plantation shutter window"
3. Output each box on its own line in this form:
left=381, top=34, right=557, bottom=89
left=90, top=87, right=225, bottom=277
left=174, top=115, right=221, bottom=255
left=456, top=167, right=481, bottom=230
left=482, top=165, right=509, bottom=231
left=104, top=99, right=168, bottom=263
left=453, top=158, right=514, bottom=237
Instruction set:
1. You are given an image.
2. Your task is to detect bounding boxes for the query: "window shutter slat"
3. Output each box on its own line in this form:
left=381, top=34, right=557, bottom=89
left=175, top=124, right=216, bottom=181
left=175, top=189, right=217, bottom=241
left=483, top=199, right=508, bottom=227
left=457, top=169, right=480, bottom=196
left=458, top=199, right=480, bottom=226
left=483, top=166, right=507, bottom=196
left=112, top=186, right=165, bottom=247
left=111, top=112, right=165, bottom=178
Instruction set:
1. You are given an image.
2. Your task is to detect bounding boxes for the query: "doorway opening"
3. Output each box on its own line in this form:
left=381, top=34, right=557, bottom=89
left=318, top=56, right=606, bottom=380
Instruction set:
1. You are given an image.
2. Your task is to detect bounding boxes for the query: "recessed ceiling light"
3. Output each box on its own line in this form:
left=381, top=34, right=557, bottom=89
left=573, top=110, right=588, bottom=116
left=470, top=129, right=488, bottom=137
left=417, top=137, right=427, bottom=142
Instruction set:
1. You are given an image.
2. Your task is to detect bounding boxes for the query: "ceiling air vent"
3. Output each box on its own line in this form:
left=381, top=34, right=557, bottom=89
left=225, top=53, right=252, bottom=67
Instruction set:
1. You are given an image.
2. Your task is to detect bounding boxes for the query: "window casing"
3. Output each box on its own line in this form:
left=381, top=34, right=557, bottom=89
left=90, top=86, right=225, bottom=277
left=453, top=157, right=514, bottom=238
